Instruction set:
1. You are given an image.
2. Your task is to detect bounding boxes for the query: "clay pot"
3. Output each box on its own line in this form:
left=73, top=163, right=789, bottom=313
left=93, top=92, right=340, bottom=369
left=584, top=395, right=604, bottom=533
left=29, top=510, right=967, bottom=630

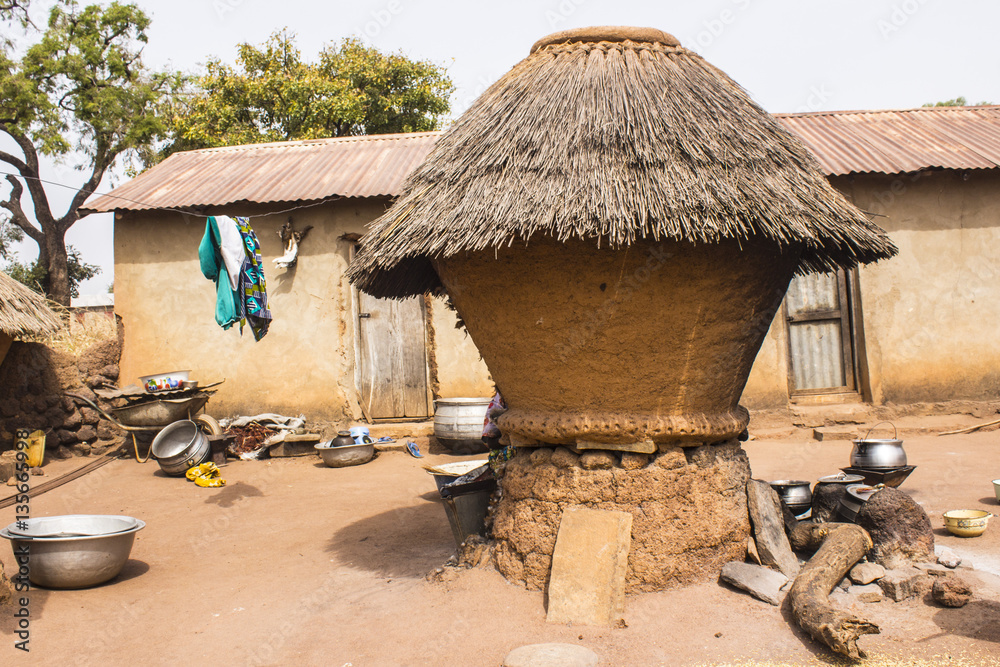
left=434, top=236, right=799, bottom=445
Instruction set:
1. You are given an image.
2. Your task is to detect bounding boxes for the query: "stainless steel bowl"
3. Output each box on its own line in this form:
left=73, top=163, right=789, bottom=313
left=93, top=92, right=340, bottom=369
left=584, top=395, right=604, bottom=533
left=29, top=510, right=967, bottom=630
left=850, top=439, right=907, bottom=469
left=837, top=484, right=879, bottom=522
left=7, top=514, right=140, bottom=538
left=1, top=516, right=145, bottom=589
left=769, top=480, right=813, bottom=507
left=315, top=441, right=374, bottom=467
left=151, top=420, right=210, bottom=476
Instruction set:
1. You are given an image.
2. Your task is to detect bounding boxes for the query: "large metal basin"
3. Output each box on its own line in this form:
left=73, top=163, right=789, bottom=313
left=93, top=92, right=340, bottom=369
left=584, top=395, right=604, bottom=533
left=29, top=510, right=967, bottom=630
left=1, top=516, right=145, bottom=589
left=7, top=514, right=140, bottom=538
left=315, top=441, right=374, bottom=467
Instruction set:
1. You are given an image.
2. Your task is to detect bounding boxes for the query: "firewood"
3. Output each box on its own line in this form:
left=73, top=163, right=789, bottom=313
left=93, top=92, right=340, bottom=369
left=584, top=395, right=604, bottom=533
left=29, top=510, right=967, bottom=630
left=788, top=523, right=880, bottom=660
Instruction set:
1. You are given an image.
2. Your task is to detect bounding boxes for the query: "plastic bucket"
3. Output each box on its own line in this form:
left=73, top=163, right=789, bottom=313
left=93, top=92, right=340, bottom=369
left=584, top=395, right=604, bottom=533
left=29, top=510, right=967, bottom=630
left=21, top=430, right=46, bottom=468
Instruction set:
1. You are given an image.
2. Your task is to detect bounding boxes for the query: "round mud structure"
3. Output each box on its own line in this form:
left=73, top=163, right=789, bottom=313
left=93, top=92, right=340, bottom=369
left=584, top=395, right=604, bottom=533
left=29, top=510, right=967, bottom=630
left=434, top=236, right=798, bottom=446
left=491, top=440, right=751, bottom=591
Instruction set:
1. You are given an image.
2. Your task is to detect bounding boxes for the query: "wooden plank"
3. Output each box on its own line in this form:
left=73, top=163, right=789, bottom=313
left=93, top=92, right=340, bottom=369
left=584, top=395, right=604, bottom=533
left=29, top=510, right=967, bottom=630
left=358, top=292, right=429, bottom=419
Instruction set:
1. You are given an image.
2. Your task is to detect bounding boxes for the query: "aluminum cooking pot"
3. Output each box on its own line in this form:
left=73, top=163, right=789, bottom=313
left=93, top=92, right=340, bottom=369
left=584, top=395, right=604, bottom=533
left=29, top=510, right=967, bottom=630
left=769, top=480, right=812, bottom=509
left=851, top=422, right=907, bottom=470
left=151, top=420, right=210, bottom=476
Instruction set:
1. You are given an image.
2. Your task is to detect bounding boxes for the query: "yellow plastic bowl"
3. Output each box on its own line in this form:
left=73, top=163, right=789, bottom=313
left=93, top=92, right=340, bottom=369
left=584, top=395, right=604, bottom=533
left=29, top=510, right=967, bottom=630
left=943, top=509, right=992, bottom=537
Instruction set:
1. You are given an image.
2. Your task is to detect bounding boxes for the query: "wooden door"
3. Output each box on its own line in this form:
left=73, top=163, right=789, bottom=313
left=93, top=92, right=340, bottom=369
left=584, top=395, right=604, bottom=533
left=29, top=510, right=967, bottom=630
left=358, top=293, right=430, bottom=419
left=785, top=269, right=858, bottom=395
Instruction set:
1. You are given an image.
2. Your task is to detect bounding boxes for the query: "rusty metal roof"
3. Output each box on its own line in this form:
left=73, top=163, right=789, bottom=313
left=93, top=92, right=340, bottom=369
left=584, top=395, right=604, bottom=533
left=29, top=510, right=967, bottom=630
left=84, top=108, right=1000, bottom=214
left=776, top=106, right=1000, bottom=176
left=81, top=131, right=441, bottom=213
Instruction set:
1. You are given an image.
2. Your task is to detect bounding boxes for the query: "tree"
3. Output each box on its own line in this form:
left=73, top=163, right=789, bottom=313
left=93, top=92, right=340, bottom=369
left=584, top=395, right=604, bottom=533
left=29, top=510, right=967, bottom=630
left=166, top=30, right=454, bottom=154
left=923, top=97, right=993, bottom=107
left=0, top=2, right=183, bottom=305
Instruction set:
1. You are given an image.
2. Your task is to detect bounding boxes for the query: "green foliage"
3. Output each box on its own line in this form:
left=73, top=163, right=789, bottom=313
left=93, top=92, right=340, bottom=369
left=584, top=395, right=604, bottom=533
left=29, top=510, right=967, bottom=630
left=923, top=97, right=993, bottom=107
left=5, top=244, right=100, bottom=297
left=166, top=30, right=453, bottom=154
left=0, top=1, right=184, bottom=304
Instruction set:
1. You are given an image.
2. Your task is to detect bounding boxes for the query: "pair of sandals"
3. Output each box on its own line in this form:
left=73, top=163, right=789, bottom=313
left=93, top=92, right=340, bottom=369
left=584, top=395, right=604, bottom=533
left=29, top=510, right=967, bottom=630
left=185, top=462, right=226, bottom=487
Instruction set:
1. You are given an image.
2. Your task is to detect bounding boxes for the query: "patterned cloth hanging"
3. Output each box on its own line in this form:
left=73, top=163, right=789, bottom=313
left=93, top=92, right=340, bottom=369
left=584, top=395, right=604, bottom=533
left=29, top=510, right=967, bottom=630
left=233, top=217, right=272, bottom=342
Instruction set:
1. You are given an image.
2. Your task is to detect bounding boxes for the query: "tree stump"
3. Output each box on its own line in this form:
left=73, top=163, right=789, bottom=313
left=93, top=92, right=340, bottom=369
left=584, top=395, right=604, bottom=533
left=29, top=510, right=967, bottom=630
left=788, top=523, right=880, bottom=660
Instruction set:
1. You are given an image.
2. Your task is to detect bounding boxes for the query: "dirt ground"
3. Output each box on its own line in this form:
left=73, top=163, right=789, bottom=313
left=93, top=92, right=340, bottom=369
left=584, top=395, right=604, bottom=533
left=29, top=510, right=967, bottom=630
left=2, top=421, right=1000, bottom=666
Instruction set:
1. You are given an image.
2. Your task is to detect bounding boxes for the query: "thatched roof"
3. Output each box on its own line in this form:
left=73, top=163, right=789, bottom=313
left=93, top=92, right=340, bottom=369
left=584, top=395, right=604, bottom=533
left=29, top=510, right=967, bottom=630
left=348, top=26, right=897, bottom=298
left=0, top=272, right=62, bottom=338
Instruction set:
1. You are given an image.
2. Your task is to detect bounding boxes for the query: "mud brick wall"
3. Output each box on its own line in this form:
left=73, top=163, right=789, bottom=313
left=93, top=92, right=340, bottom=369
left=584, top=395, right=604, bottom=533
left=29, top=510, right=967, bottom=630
left=0, top=336, right=123, bottom=461
left=492, top=440, right=751, bottom=593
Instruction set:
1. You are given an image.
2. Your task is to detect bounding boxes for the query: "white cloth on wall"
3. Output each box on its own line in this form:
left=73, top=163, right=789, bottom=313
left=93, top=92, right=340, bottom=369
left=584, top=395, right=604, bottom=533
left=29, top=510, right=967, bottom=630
left=215, top=215, right=245, bottom=291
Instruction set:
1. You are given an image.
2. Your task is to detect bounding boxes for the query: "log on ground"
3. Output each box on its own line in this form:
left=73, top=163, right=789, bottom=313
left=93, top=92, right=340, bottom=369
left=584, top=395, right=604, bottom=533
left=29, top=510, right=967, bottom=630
left=788, top=523, right=880, bottom=660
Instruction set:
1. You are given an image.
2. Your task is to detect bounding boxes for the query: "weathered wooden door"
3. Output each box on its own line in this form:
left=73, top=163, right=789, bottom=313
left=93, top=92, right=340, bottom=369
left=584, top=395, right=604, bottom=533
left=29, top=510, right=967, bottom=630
left=358, top=293, right=430, bottom=419
left=785, top=269, right=858, bottom=396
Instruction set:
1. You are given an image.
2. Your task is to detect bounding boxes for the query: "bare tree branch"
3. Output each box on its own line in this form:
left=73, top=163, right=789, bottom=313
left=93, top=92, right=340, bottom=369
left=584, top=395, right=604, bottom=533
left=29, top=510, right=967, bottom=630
left=1, top=174, right=43, bottom=244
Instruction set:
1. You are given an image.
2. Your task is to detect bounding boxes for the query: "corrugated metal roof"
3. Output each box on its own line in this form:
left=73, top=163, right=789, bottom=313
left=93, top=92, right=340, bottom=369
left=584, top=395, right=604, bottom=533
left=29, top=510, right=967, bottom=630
left=82, top=131, right=441, bottom=213
left=83, top=108, right=1000, bottom=214
left=776, top=106, right=1000, bottom=176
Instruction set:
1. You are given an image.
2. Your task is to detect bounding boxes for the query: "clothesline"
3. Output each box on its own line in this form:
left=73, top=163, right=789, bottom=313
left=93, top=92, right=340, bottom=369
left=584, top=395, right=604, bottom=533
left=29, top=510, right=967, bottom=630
left=0, top=170, right=337, bottom=220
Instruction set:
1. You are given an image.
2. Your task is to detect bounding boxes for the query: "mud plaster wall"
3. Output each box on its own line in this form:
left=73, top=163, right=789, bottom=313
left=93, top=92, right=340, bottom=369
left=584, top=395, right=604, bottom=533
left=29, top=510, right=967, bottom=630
left=492, top=440, right=751, bottom=592
left=744, top=170, right=1000, bottom=406
left=429, top=296, right=492, bottom=399
left=115, top=201, right=487, bottom=420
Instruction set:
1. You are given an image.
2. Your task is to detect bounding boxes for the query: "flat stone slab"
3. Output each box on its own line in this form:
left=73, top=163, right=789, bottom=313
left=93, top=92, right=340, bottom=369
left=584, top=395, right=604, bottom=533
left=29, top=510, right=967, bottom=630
left=503, top=643, right=599, bottom=667
left=720, top=561, right=787, bottom=606
left=849, top=562, right=886, bottom=585
left=547, top=507, right=632, bottom=626
left=848, top=583, right=884, bottom=603
left=746, top=480, right=799, bottom=578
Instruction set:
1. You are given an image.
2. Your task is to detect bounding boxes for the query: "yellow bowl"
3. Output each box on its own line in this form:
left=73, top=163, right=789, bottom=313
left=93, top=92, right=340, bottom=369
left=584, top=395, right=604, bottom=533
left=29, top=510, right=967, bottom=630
left=943, top=509, right=992, bottom=537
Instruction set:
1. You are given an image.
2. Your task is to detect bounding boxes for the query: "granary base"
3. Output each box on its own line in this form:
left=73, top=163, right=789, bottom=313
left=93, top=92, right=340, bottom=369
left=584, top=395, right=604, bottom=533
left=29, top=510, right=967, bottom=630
left=491, top=439, right=751, bottom=592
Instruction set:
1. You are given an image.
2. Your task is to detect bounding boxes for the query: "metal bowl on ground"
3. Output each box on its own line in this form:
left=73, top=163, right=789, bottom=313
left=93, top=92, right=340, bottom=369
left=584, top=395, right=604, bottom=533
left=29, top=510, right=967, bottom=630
left=151, top=420, right=210, bottom=476
left=943, top=509, right=992, bottom=537
left=7, top=514, right=140, bottom=538
left=1, top=516, right=145, bottom=589
left=315, top=441, right=374, bottom=467
left=769, top=480, right=813, bottom=508
left=837, top=484, right=879, bottom=523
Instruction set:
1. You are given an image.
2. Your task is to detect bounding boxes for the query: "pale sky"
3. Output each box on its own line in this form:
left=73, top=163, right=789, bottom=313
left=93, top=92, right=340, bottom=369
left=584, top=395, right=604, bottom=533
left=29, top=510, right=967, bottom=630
left=10, top=0, right=1000, bottom=294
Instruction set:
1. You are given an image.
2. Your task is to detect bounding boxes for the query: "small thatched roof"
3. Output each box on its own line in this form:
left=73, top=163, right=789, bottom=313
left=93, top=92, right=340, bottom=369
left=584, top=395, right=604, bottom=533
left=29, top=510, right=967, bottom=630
left=349, top=26, right=897, bottom=298
left=0, top=272, right=62, bottom=338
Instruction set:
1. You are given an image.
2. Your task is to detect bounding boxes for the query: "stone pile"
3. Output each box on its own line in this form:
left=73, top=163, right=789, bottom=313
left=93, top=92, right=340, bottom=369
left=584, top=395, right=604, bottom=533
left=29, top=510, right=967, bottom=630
left=493, top=440, right=751, bottom=592
left=0, top=336, right=123, bottom=468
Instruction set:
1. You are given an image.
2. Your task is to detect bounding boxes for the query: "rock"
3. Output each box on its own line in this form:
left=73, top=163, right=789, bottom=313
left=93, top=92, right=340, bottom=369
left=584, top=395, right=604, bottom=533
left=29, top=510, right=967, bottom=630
left=550, top=447, right=579, bottom=469
left=0, top=556, right=15, bottom=608
left=811, top=483, right=848, bottom=523
left=69, top=442, right=92, bottom=456
left=849, top=562, right=886, bottom=585
left=502, top=643, right=599, bottom=667
left=848, top=583, right=884, bottom=603
left=878, top=567, right=930, bottom=602
left=29, top=466, right=44, bottom=476
left=75, top=425, right=97, bottom=442
left=932, top=575, right=973, bottom=607
left=529, top=448, right=553, bottom=465
left=937, top=548, right=962, bottom=569
left=546, top=507, right=632, bottom=626
left=79, top=408, right=100, bottom=426
left=91, top=440, right=116, bottom=456
left=51, top=446, right=73, bottom=460
left=99, top=364, right=120, bottom=380
left=720, top=561, right=788, bottom=606
left=746, top=479, right=799, bottom=578
left=96, top=420, right=117, bottom=440
left=654, top=444, right=686, bottom=470
left=56, top=429, right=77, bottom=445
left=579, top=451, right=615, bottom=470
left=855, top=486, right=934, bottom=568
left=0, top=459, right=14, bottom=483
left=62, top=410, right=83, bottom=430
left=618, top=452, right=649, bottom=470
left=914, top=562, right=950, bottom=576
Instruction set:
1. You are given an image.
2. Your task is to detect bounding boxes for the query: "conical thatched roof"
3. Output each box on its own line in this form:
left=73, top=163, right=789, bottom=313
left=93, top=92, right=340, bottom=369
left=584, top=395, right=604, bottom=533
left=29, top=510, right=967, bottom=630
left=0, top=272, right=62, bottom=338
left=349, top=26, right=897, bottom=298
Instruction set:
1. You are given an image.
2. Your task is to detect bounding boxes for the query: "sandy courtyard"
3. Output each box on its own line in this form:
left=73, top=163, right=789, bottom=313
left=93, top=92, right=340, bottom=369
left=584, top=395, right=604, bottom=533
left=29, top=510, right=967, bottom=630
left=2, top=426, right=1000, bottom=666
